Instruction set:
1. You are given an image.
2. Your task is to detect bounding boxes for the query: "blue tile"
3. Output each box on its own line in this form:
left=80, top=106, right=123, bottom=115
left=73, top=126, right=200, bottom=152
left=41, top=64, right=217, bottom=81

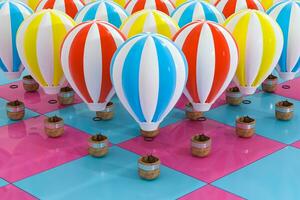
left=0, top=178, right=8, bottom=187
left=0, top=98, right=39, bottom=127
left=212, top=146, right=300, bottom=200
left=0, top=70, right=28, bottom=85
left=15, top=146, right=205, bottom=200
left=206, top=93, right=300, bottom=144
left=45, top=97, right=185, bottom=144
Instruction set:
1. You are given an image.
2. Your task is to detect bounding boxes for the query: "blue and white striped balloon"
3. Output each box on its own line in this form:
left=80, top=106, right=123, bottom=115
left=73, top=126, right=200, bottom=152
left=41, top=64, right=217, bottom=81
left=111, top=33, right=187, bottom=132
left=0, top=0, right=32, bottom=79
left=75, top=0, right=128, bottom=28
left=171, top=0, right=224, bottom=28
left=267, top=0, right=300, bottom=81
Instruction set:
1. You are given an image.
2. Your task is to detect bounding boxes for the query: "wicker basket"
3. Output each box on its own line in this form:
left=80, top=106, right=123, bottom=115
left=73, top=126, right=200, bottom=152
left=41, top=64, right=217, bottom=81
left=262, top=75, right=278, bottom=93
left=22, top=75, right=39, bottom=92
left=88, top=134, right=109, bottom=157
left=138, top=156, right=160, bottom=180
left=96, top=102, right=114, bottom=120
left=57, top=87, right=74, bottom=105
left=6, top=100, right=25, bottom=120
left=185, top=103, right=203, bottom=120
left=191, top=134, right=211, bottom=157
left=275, top=101, right=294, bottom=121
left=236, top=116, right=255, bottom=138
left=44, top=116, right=64, bottom=138
left=226, top=87, right=243, bottom=106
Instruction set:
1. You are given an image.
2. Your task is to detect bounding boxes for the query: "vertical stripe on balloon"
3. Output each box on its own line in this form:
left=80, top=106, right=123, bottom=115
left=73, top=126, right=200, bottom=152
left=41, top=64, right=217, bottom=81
left=276, top=3, right=291, bottom=72
left=181, top=23, right=201, bottom=103
left=206, top=23, right=230, bottom=102
left=122, top=38, right=146, bottom=122
left=152, top=37, right=176, bottom=121
left=69, top=23, right=93, bottom=102
left=9, top=3, right=24, bottom=72
left=24, top=13, right=47, bottom=86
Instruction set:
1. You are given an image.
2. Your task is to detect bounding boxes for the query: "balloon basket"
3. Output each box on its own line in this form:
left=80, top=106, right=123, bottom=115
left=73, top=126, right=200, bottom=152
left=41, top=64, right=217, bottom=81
left=141, top=129, right=159, bottom=139
left=138, top=155, right=160, bottom=180
left=22, top=75, right=39, bottom=92
left=88, top=134, right=109, bottom=157
left=57, top=86, right=74, bottom=105
left=191, top=134, right=211, bottom=157
left=44, top=116, right=64, bottom=138
left=185, top=103, right=203, bottom=120
left=226, top=87, right=243, bottom=106
left=96, top=102, right=114, bottom=120
left=275, top=100, right=294, bottom=121
left=6, top=100, right=25, bottom=121
left=262, top=74, right=278, bottom=93
left=236, top=116, right=255, bottom=138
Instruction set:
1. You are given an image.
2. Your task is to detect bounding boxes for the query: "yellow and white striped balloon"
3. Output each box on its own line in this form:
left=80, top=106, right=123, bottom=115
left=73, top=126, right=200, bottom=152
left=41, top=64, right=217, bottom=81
left=16, top=10, right=76, bottom=94
left=19, top=0, right=40, bottom=10
left=224, top=10, right=283, bottom=95
left=120, top=9, right=179, bottom=39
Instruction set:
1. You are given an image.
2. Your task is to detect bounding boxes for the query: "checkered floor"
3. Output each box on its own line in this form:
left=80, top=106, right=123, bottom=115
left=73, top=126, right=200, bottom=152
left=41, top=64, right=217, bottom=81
left=1, top=70, right=300, bottom=200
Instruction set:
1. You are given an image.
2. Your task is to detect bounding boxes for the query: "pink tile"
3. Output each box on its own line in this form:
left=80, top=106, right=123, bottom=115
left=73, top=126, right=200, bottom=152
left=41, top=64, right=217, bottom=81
left=0, top=116, right=89, bottom=182
left=275, top=77, right=300, bottom=100
left=179, top=185, right=244, bottom=200
left=0, top=81, right=82, bottom=114
left=291, top=140, right=300, bottom=149
left=0, top=185, right=36, bottom=200
left=119, top=119, right=285, bottom=182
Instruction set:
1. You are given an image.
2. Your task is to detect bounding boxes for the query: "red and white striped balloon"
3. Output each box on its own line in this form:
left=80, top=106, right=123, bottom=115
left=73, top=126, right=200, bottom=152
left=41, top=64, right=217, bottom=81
left=215, top=0, right=264, bottom=18
left=173, top=20, right=238, bottom=111
left=60, top=21, right=126, bottom=111
left=36, top=0, right=85, bottom=18
left=125, top=0, right=175, bottom=15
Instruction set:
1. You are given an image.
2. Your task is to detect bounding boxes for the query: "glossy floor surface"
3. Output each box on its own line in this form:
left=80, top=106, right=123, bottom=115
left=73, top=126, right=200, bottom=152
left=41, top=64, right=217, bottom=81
left=1, top=71, right=300, bottom=200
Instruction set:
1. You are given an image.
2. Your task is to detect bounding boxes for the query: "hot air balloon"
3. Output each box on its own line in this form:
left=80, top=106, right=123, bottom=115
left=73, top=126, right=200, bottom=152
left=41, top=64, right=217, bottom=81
left=171, top=0, right=224, bottom=28
left=61, top=21, right=126, bottom=111
left=215, top=0, right=264, bottom=18
left=267, top=1, right=300, bottom=81
left=19, top=0, right=40, bottom=10
left=0, top=0, right=33, bottom=80
left=111, top=33, right=187, bottom=138
left=75, top=0, right=128, bottom=28
left=120, top=9, right=179, bottom=39
left=174, top=0, right=210, bottom=8
left=35, top=0, right=85, bottom=18
left=261, top=0, right=285, bottom=10
left=16, top=10, right=76, bottom=94
left=224, top=10, right=283, bottom=95
left=125, top=0, right=175, bottom=15
left=84, top=0, right=129, bottom=7
left=173, top=20, right=238, bottom=112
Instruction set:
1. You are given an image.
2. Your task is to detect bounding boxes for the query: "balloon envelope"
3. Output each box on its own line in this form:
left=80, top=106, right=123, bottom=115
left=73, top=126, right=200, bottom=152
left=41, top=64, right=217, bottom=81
left=16, top=10, right=76, bottom=94
left=215, top=0, right=264, bottom=18
left=36, top=0, right=85, bottom=18
left=120, top=9, right=179, bottom=39
left=174, top=20, right=238, bottom=111
left=267, top=1, right=300, bottom=81
left=125, top=0, right=175, bottom=15
left=171, top=0, right=225, bottom=27
left=0, top=0, right=33, bottom=80
left=61, top=21, right=126, bottom=111
left=111, top=33, right=187, bottom=131
left=75, top=0, right=128, bottom=28
left=224, top=10, right=283, bottom=95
